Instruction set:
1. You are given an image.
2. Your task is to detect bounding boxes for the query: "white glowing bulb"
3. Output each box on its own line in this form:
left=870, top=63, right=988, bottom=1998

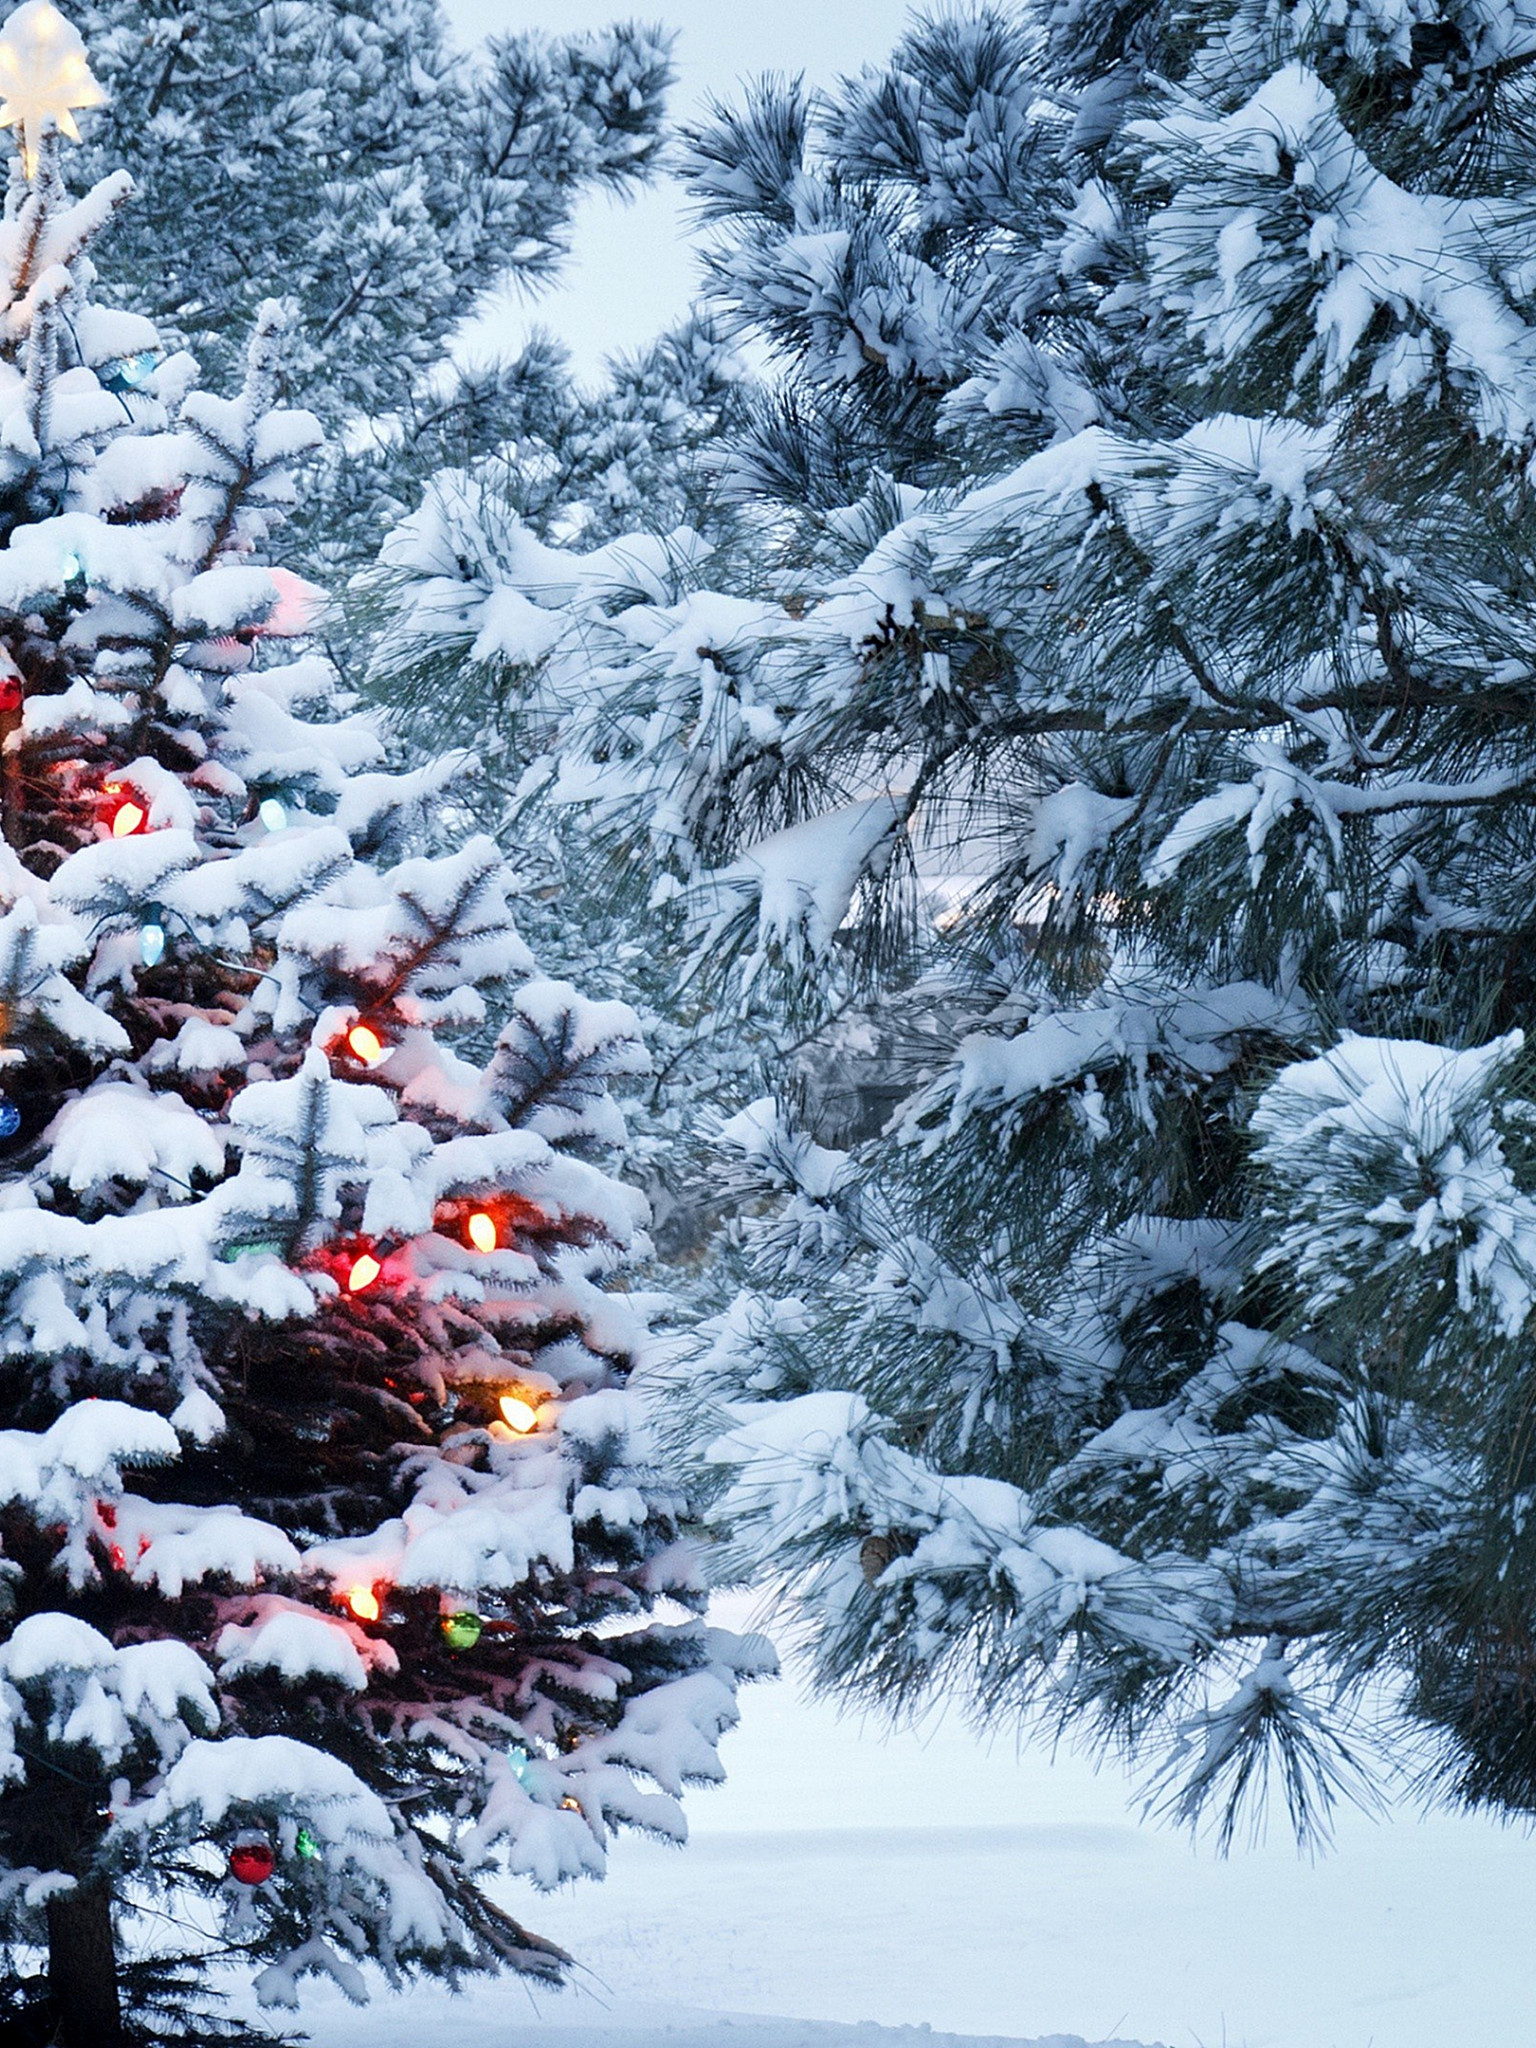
left=257, top=796, right=288, bottom=832
left=346, top=1024, right=385, bottom=1067
left=139, top=914, right=166, bottom=968
left=499, top=1394, right=539, bottom=1434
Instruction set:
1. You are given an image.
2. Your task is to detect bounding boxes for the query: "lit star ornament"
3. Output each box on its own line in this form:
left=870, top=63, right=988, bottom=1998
left=0, top=1, right=104, bottom=179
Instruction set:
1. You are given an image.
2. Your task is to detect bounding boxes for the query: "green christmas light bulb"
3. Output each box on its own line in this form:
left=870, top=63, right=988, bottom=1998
left=441, top=1610, right=482, bottom=1652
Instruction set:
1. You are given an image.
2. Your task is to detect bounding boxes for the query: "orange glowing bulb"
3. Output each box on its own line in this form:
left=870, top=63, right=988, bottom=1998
left=347, top=1252, right=382, bottom=1293
left=499, top=1393, right=539, bottom=1433
left=345, top=1585, right=380, bottom=1622
left=467, top=1211, right=498, bottom=1253
left=346, top=1024, right=385, bottom=1067
left=111, top=799, right=145, bottom=837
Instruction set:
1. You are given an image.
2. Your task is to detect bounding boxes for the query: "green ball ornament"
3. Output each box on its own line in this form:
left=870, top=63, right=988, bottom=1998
left=441, top=1610, right=483, bottom=1652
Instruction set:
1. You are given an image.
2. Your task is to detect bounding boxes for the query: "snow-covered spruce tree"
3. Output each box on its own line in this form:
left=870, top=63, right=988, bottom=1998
left=383, top=0, right=1536, bottom=1834
left=68, top=0, right=673, bottom=568
left=358, top=318, right=782, bottom=1257
left=0, top=13, right=763, bottom=2044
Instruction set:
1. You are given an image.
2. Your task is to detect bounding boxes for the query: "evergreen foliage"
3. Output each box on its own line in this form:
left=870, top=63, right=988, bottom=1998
left=359, top=317, right=781, bottom=1255
left=70, top=0, right=674, bottom=568
left=0, top=47, right=763, bottom=2048
left=373, top=0, right=1536, bottom=1838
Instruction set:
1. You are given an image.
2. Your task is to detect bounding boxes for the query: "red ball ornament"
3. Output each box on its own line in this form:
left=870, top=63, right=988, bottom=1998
left=228, top=1836, right=276, bottom=1886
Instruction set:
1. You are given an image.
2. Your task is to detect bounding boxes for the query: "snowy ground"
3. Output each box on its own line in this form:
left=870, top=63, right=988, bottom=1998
left=281, top=1599, right=1536, bottom=2048
left=300, top=1995, right=1151, bottom=2048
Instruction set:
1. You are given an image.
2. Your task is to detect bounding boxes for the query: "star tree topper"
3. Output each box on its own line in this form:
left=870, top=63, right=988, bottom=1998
left=0, top=0, right=102, bottom=178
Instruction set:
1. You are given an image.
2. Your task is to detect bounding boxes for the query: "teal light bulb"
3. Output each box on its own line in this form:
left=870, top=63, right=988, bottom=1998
left=99, top=351, right=159, bottom=394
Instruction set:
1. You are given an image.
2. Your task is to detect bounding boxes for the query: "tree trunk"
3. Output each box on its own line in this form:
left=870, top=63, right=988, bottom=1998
left=0, top=690, right=21, bottom=851
left=47, top=1878, right=121, bottom=2047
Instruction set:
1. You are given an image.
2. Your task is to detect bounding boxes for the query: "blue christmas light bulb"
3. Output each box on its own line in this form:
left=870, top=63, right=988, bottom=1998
left=98, top=351, right=159, bottom=395
left=139, top=907, right=167, bottom=968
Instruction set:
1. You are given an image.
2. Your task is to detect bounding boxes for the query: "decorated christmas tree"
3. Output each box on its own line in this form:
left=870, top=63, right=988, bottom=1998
left=0, top=7, right=764, bottom=2042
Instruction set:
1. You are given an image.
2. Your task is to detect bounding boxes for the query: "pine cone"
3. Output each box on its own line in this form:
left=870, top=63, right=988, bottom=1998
left=860, top=1532, right=915, bottom=1583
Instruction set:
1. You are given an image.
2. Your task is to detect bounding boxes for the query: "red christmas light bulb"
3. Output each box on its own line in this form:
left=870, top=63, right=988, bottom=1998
left=347, top=1252, right=382, bottom=1293
left=109, top=789, right=146, bottom=836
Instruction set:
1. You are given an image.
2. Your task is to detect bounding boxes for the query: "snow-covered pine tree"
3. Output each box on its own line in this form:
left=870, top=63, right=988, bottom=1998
left=68, top=0, right=674, bottom=568
left=362, top=19, right=1121, bottom=1231
left=0, top=10, right=763, bottom=2042
left=376, top=0, right=1536, bottom=1837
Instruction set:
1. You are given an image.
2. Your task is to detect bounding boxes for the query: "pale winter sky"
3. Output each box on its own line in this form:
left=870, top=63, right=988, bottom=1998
left=443, top=0, right=918, bottom=376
